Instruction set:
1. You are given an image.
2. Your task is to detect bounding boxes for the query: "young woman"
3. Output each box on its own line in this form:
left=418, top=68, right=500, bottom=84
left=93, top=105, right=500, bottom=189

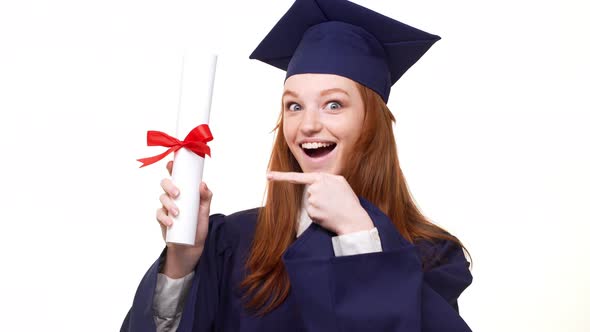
left=122, top=0, right=472, bottom=331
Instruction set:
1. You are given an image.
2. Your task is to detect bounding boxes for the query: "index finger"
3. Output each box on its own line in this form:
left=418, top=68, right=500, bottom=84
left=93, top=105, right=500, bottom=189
left=267, top=171, right=319, bottom=184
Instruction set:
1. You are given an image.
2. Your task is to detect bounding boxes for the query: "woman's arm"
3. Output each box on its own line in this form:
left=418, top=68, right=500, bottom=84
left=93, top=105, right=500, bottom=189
left=282, top=197, right=472, bottom=332
left=121, top=213, right=227, bottom=332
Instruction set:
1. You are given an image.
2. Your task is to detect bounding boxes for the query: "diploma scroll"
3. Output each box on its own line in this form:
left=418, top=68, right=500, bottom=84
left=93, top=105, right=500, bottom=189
left=166, top=52, right=217, bottom=245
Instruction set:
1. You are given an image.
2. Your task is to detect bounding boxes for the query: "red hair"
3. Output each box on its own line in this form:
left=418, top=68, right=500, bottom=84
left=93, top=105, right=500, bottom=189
left=241, top=83, right=465, bottom=314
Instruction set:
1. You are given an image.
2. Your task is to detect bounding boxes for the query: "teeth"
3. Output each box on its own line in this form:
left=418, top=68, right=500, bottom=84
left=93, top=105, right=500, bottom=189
left=301, top=142, right=334, bottom=149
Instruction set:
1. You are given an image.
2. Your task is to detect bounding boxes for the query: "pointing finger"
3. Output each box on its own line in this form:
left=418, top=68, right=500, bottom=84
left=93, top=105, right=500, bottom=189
left=267, top=171, right=319, bottom=184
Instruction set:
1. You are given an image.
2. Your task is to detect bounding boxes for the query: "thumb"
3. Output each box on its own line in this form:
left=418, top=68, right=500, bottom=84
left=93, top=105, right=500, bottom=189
left=166, top=160, right=174, bottom=176
left=195, top=181, right=213, bottom=247
left=199, top=182, right=213, bottom=206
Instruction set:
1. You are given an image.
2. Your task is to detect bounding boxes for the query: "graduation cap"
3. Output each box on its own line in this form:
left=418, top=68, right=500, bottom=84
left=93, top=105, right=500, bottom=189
left=250, top=0, right=441, bottom=102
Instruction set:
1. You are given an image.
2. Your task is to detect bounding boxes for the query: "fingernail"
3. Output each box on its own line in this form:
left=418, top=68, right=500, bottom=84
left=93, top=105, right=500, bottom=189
left=172, top=208, right=179, bottom=216
left=173, top=190, right=179, bottom=197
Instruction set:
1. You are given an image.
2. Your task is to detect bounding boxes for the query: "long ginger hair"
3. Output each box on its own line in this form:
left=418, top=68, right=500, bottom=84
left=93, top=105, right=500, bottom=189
left=241, top=83, right=465, bottom=314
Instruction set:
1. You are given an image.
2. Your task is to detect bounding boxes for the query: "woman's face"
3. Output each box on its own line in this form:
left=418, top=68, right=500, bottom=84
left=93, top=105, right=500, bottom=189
left=282, top=74, right=365, bottom=174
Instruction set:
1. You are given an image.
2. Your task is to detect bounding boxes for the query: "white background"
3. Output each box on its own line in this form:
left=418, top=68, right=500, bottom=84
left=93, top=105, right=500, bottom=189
left=0, top=0, right=588, bottom=331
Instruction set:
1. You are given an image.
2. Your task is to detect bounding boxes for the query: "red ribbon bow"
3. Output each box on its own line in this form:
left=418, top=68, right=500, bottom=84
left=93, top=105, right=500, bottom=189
left=137, top=124, right=213, bottom=168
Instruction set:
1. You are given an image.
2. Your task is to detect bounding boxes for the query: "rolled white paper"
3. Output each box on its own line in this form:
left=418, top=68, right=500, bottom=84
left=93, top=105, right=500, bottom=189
left=166, top=51, right=217, bottom=245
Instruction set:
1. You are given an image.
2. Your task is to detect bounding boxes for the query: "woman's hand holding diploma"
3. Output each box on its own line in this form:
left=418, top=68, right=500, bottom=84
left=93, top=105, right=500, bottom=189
left=156, top=160, right=213, bottom=278
left=267, top=171, right=374, bottom=235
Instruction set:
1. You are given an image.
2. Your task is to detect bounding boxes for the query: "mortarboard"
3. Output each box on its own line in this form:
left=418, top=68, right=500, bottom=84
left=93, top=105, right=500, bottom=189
left=250, top=0, right=440, bottom=102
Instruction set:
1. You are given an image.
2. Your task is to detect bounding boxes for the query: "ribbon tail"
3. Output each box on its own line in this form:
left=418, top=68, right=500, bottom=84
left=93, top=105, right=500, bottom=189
left=137, top=147, right=179, bottom=168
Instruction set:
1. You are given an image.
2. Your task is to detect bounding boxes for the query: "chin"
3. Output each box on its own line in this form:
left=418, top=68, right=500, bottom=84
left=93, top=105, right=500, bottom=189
left=299, top=162, right=341, bottom=175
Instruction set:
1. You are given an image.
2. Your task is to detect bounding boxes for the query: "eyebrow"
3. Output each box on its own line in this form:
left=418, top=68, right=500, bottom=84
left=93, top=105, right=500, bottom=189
left=282, top=88, right=350, bottom=99
left=282, top=90, right=299, bottom=99
left=320, top=88, right=349, bottom=97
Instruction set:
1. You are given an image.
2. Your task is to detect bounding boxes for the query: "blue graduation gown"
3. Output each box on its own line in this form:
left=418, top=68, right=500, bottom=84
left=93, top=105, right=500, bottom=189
left=121, top=197, right=472, bottom=331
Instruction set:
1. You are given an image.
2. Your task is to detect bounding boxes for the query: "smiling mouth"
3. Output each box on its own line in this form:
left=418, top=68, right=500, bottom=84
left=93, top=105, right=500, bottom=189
left=300, top=143, right=337, bottom=158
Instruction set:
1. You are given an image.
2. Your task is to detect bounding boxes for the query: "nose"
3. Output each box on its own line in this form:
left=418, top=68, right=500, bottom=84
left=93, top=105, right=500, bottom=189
left=299, top=108, right=322, bottom=135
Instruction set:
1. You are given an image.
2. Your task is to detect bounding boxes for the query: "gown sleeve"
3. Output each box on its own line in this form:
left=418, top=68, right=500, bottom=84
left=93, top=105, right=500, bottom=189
left=282, top=198, right=473, bottom=332
left=121, top=213, right=230, bottom=332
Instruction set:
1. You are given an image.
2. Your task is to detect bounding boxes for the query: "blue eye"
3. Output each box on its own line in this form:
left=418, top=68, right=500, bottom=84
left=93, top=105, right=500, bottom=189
left=326, top=101, right=342, bottom=110
left=288, top=103, right=302, bottom=111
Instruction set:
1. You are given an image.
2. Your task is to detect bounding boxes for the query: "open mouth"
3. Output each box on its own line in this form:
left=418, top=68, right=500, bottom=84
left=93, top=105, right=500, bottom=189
left=300, top=142, right=337, bottom=158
